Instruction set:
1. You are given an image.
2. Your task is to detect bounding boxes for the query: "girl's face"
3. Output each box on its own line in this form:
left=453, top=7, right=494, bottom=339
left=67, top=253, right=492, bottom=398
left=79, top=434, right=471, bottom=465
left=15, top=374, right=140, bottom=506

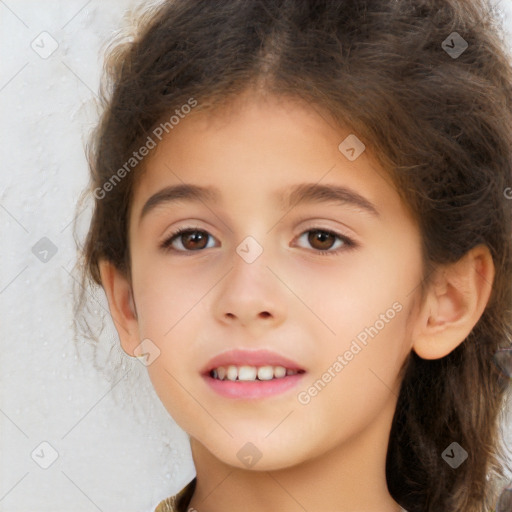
left=126, top=93, right=424, bottom=470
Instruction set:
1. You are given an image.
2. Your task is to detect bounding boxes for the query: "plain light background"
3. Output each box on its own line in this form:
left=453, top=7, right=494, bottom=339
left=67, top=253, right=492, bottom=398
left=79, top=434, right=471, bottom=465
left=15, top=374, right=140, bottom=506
left=1, top=1, right=512, bottom=511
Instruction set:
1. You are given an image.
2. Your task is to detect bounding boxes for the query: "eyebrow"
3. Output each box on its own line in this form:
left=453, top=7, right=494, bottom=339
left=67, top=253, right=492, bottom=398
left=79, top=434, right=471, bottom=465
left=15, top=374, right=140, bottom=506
left=139, top=184, right=220, bottom=225
left=138, top=182, right=379, bottom=225
left=278, top=182, right=380, bottom=217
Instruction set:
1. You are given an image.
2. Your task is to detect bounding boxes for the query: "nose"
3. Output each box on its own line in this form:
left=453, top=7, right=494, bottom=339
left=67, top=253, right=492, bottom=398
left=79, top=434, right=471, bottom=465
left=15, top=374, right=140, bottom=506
left=211, top=240, right=287, bottom=331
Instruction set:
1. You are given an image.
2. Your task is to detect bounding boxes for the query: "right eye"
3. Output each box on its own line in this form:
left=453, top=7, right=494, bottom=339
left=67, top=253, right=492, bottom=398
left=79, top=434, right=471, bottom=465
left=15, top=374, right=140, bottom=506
left=160, top=227, right=218, bottom=253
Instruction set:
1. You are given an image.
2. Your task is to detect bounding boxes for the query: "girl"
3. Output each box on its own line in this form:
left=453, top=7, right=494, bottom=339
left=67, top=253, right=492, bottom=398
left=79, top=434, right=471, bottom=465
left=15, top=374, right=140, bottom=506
left=74, top=0, right=512, bottom=511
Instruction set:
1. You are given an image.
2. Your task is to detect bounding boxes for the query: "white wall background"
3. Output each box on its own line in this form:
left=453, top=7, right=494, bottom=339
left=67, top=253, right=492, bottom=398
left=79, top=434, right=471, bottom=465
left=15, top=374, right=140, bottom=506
left=1, top=1, right=512, bottom=511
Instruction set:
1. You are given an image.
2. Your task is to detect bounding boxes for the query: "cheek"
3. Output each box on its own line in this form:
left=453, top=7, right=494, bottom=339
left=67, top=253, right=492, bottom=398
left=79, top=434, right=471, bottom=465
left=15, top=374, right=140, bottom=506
left=295, top=251, right=417, bottom=342
left=293, top=248, right=417, bottom=403
left=316, top=301, right=409, bottom=390
left=132, top=257, right=212, bottom=337
left=145, top=362, right=202, bottom=436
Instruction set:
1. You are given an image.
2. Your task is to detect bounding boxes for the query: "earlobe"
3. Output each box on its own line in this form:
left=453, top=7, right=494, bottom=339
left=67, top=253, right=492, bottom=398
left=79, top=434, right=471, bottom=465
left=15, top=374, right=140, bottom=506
left=98, top=259, right=140, bottom=356
left=411, top=244, right=495, bottom=360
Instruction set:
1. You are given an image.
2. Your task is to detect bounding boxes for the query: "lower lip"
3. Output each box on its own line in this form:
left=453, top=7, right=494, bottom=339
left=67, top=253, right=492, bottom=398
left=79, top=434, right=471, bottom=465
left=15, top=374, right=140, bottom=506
left=203, top=373, right=306, bottom=399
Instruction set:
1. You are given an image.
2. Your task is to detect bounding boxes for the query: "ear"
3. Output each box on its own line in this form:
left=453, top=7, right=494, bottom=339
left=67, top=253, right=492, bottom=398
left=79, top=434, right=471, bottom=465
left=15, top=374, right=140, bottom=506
left=98, top=259, right=140, bottom=357
left=411, top=244, right=495, bottom=360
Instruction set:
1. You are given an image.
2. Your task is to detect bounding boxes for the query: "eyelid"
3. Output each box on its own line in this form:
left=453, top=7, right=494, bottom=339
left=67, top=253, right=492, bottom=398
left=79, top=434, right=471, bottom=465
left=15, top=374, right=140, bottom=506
left=159, top=218, right=218, bottom=243
left=292, top=215, right=360, bottom=238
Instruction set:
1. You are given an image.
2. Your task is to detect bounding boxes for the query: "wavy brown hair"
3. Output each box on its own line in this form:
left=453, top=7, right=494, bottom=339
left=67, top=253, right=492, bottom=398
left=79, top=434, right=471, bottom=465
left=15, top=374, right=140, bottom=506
left=74, top=1, right=512, bottom=510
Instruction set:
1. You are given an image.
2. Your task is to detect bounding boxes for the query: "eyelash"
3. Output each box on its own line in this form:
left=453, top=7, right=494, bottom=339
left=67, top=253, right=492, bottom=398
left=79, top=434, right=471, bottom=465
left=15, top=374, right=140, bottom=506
left=159, top=226, right=357, bottom=256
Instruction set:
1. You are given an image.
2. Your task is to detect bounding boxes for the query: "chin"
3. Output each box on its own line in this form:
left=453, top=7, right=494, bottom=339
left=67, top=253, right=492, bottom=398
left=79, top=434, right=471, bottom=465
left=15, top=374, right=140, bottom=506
left=207, top=437, right=308, bottom=472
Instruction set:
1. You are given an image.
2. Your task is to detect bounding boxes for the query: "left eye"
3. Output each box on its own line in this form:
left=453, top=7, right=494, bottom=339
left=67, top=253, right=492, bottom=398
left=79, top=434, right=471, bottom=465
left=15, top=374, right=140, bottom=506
left=295, top=229, right=354, bottom=254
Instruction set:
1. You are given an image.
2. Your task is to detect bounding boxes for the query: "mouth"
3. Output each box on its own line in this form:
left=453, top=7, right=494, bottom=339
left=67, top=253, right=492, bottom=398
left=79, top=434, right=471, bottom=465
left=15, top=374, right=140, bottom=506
left=201, top=349, right=307, bottom=399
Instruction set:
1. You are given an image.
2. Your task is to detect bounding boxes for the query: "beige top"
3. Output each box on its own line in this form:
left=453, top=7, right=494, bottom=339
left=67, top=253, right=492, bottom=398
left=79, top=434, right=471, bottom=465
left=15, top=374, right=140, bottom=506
left=154, top=478, right=196, bottom=512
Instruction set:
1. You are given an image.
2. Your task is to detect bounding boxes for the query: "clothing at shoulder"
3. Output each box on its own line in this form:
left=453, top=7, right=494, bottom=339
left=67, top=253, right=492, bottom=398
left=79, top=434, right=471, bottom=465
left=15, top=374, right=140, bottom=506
left=153, top=497, right=177, bottom=512
left=150, top=481, right=411, bottom=512
left=153, top=478, right=196, bottom=512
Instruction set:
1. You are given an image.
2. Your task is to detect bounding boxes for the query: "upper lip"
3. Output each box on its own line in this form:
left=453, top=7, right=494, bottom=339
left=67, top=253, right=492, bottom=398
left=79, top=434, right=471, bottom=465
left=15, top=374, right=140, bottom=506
left=202, top=349, right=305, bottom=375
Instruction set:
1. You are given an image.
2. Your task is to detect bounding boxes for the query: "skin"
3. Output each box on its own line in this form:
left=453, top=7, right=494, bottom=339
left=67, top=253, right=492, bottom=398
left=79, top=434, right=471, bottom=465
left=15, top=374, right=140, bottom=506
left=99, top=90, right=494, bottom=512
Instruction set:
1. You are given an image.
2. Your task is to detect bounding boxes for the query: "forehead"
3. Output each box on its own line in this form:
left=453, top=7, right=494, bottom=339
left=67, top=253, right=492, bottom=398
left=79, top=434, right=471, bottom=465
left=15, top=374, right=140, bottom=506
left=129, top=94, right=403, bottom=225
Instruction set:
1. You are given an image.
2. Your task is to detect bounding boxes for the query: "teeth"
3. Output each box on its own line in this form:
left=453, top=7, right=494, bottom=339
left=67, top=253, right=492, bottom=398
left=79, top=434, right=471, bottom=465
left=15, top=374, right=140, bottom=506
left=226, top=365, right=238, bottom=381
left=210, top=365, right=301, bottom=381
left=274, top=366, right=286, bottom=378
left=257, top=366, right=274, bottom=381
left=238, top=365, right=257, bottom=381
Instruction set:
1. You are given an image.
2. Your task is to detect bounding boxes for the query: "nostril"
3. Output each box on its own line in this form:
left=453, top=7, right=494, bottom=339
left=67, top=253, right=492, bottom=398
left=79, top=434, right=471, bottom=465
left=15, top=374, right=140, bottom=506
left=259, top=311, right=271, bottom=318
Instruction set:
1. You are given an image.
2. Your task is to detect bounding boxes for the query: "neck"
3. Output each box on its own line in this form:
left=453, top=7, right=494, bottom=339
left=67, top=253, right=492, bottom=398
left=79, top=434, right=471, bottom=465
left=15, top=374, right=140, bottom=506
left=187, top=397, right=402, bottom=512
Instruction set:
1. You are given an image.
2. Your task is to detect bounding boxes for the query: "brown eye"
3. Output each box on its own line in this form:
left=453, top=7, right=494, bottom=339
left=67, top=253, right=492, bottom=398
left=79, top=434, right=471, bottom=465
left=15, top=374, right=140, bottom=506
left=295, top=228, right=355, bottom=255
left=307, top=230, right=337, bottom=251
left=161, top=228, right=215, bottom=252
left=180, top=230, right=209, bottom=250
